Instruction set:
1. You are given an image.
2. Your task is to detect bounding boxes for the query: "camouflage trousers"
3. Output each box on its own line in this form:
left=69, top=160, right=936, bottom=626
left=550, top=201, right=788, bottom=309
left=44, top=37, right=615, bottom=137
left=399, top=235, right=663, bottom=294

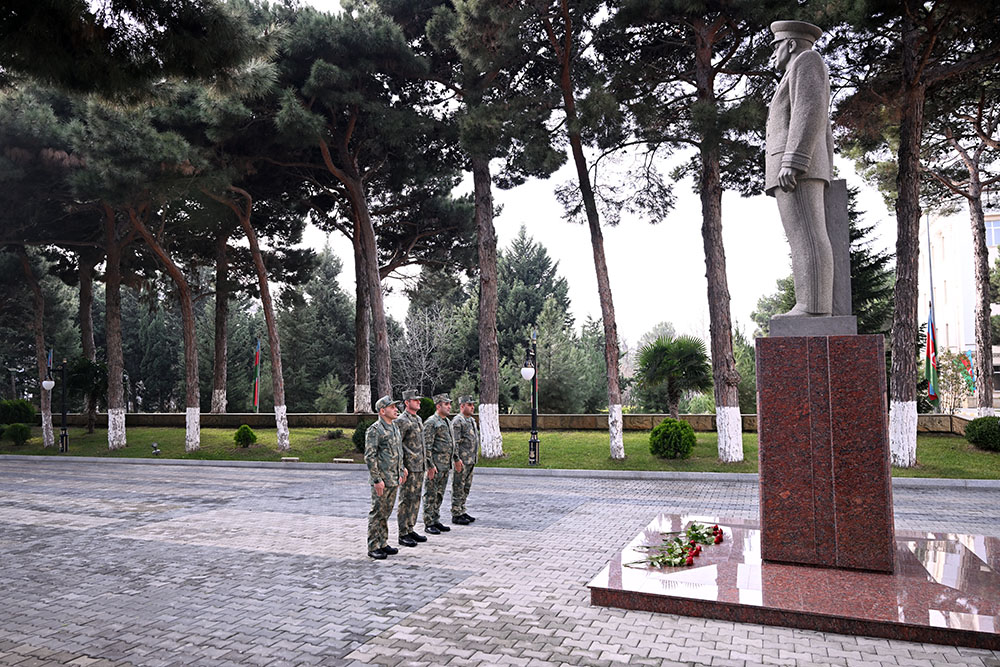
left=396, top=470, right=425, bottom=536
left=367, top=484, right=399, bottom=552
left=450, top=464, right=475, bottom=517
left=422, top=467, right=450, bottom=526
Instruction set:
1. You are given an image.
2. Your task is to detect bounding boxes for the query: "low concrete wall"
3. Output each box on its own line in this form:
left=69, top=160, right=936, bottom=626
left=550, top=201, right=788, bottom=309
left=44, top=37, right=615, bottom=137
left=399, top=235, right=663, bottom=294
left=42, top=412, right=967, bottom=434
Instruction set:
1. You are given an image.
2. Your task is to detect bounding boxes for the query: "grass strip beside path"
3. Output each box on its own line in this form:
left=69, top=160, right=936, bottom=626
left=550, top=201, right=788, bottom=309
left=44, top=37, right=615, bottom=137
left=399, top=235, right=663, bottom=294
left=0, top=427, right=997, bottom=479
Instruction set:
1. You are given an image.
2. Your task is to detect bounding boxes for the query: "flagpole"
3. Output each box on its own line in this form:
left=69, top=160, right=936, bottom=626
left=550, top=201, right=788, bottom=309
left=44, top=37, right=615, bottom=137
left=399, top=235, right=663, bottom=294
left=254, top=339, right=261, bottom=414
left=925, top=212, right=940, bottom=410
left=926, top=211, right=937, bottom=323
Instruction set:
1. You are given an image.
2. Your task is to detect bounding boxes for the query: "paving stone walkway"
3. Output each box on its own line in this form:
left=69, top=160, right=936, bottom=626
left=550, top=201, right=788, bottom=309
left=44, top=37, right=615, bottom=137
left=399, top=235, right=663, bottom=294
left=0, top=458, right=998, bottom=667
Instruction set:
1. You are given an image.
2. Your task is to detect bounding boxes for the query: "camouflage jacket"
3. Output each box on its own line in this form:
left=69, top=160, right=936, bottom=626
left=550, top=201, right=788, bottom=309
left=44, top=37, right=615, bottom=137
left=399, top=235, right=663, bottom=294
left=451, top=413, right=479, bottom=467
left=422, top=413, right=456, bottom=470
left=393, top=410, right=427, bottom=473
left=364, top=417, right=404, bottom=487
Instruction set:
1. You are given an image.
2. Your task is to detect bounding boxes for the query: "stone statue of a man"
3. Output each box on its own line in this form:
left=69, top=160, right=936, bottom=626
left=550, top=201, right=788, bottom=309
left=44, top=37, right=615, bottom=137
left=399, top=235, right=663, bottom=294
left=765, top=21, right=835, bottom=318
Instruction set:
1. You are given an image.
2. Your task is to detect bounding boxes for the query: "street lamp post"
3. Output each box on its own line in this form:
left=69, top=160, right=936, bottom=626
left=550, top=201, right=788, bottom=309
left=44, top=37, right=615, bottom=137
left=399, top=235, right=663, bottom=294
left=520, top=329, right=539, bottom=465
left=58, top=359, right=68, bottom=453
left=42, top=359, right=69, bottom=452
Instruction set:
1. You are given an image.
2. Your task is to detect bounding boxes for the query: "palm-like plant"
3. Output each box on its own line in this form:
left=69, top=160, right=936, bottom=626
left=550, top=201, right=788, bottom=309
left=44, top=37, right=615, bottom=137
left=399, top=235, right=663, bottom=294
left=638, top=336, right=713, bottom=419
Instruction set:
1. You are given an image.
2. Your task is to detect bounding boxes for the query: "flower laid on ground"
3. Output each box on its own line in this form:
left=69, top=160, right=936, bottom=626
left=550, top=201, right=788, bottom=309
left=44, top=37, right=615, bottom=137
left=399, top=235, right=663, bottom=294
left=627, top=522, right=725, bottom=568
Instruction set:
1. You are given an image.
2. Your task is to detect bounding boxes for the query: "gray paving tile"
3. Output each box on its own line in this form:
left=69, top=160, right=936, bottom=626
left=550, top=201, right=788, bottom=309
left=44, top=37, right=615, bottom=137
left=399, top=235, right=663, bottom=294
left=0, top=459, right=997, bottom=666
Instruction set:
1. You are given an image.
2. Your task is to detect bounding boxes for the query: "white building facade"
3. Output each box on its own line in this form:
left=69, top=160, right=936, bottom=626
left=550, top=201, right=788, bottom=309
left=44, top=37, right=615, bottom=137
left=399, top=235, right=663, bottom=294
left=918, top=206, right=1000, bottom=401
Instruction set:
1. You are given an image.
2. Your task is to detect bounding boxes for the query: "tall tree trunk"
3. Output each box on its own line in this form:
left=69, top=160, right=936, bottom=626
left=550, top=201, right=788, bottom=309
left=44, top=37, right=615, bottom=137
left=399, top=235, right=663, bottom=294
left=561, top=99, right=624, bottom=459
left=889, top=13, right=924, bottom=468
left=78, top=248, right=99, bottom=433
left=968, top=177, right=994, bottom=416
left=127, top=208, right=201, bottom=452
left=18, top=247, right=54, bottom=448
left=235, top=195, right=290, bottom=450
left=694, top=19, right=742, bottom=463
left=211, top=231, right=230, bottom=414
left=349, top=181, right=392, bottom=399
left=472, top=154, right=504, bottom=458
left=699, top=153, right=742, bottom=462
left=542, top=0, right=623, bottom=457
left=103, top=205, right=127, bottom=450
left=318, top=138, right=392, bottom=399
left=353, top=222, right=372, bottom=412
left=204, top=188, right=290, bottom=447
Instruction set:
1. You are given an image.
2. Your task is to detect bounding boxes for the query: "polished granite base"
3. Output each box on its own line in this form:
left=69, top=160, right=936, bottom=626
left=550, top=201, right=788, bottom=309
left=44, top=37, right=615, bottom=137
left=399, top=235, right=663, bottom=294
left=756, top=335, right=894, bottom=572
left=588, top=514, right=1000, bottom=649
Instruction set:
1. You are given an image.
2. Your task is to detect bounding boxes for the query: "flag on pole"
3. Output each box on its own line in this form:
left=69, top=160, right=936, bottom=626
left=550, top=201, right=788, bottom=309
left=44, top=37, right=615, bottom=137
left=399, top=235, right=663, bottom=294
left=253, top=340, right=261, bottom=413
left=925, top=308, right=939, bottom=408
left=959, top=350, right=976, bottom=393
left=47, top=349, right=53, bottom=370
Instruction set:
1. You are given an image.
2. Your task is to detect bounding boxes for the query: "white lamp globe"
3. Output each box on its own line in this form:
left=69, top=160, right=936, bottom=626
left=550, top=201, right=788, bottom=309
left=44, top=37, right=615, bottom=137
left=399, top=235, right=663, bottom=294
left=42, top=379, right=55, bottom=391
left=520, top=366, right=535, bottom=381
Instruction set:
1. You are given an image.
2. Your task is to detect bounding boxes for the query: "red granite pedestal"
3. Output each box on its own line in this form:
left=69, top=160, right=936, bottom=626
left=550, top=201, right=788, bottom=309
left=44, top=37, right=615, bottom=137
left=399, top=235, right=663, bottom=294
left=588, top=514, right=1000, bottom=649
left=585, top=334, right=988, bottom=645
left=756, top=334, right=894, bottom=572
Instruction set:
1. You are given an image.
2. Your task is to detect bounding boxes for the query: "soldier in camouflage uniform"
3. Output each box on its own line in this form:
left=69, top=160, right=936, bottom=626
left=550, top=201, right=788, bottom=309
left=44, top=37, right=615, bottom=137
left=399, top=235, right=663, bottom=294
left=393, top=389, right=428, bottom=547
left=422, top=394, right=460, bottom=535
left=450, top=396, right=479, bottom=525
left=364, top=396, right=407, bottom=559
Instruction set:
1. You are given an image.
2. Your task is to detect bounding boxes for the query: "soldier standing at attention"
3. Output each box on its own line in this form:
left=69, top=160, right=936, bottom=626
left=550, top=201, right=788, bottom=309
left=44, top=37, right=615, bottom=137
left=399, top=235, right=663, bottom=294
left=450, top=396, right=479, bottom=526
left=394, top=389, right=428, bottom=548
left=365, top=396, right=407, bottom=560
left=422, top=394, right=460, bottom=535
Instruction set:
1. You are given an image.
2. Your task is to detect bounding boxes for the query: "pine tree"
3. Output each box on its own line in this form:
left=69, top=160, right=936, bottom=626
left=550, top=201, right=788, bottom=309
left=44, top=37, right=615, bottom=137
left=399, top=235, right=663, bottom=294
left=832, top=0, right=1000, bottom=465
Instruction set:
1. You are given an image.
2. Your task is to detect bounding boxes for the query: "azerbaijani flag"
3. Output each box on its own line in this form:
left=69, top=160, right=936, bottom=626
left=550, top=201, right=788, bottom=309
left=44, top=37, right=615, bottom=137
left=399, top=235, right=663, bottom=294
left=925, top=308, right=939, bottom=408
left=253, top=340, right=261, bottom=413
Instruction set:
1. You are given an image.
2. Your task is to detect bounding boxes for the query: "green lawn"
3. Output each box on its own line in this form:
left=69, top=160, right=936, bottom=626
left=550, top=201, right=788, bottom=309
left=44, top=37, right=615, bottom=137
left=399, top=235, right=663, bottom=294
left=0, top=426, right=362, bottom=463
left=0, top=426, right=997, bottom=480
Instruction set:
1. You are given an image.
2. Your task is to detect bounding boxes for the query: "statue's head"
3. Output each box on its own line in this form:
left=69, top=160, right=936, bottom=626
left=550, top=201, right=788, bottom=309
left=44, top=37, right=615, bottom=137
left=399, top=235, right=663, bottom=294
left=768, top=21, right=822, bottom=72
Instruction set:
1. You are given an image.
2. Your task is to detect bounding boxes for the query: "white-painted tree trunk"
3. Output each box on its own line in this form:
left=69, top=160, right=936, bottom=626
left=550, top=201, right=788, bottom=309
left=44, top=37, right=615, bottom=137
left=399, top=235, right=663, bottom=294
left=354, top=385, right=372, bottom=413
left=275, top=404, right=290, bottom=451
left=889, top=400, right=917, bottom=467
left=977, top=406, right=995, bottom=417
left=479, top=403, right=503, bottom=458
left=41, top=395, right=54, bottom=448
left=716, top=406, right=744, bottom=463
left=608, top=404, right=624, bottom=459
left=211, top=389, right=227, bottom=414
left=185, top=407, right=200, bottom=452
left=108, top=407, right=126, bottom=450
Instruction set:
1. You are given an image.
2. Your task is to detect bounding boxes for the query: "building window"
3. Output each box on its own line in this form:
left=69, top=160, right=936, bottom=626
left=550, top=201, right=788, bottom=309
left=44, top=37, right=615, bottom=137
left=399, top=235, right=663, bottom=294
left=986, top=217, right=1000, bottom=247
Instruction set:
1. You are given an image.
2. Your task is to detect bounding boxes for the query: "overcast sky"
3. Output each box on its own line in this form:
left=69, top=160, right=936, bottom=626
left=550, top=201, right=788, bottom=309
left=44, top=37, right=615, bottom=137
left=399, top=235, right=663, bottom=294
left=295, top=0, right=897, bottom=348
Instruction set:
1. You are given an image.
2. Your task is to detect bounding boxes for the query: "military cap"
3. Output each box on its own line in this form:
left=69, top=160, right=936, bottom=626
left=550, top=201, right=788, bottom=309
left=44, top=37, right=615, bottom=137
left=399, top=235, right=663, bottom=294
left=770, top=20, right=822, bottom=45
left=374, top=395, right=395, bottom=411
left=402, top=389, right=421, bottom=401
left=433, top=393, right=452, bottom=404
left=458, top=396, right=476, bottom=405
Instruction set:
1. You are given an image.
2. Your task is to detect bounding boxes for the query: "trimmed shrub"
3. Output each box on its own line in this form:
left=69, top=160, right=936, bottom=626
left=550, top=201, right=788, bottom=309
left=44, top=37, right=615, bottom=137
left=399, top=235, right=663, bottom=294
left=0, top=399, right=36, bottom=425
left=5, top=423, right=31, bottom=447
left=650, top=418, right=696, bottom=459
left=418, top=397, right=435, bottom=421
left=965, top=416, right=1000, bottom=452
left=234, top=424, right=257, bottom=448
left=353, top=419, right=375, bottom=453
